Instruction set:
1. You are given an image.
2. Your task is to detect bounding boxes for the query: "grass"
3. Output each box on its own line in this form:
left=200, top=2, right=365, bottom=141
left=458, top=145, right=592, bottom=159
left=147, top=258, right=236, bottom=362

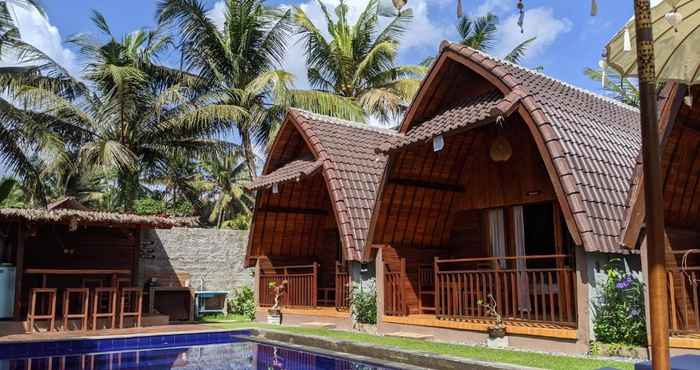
left=206, top=321, right=634, bottom=370
left=197, top=313, right=250, bottom=323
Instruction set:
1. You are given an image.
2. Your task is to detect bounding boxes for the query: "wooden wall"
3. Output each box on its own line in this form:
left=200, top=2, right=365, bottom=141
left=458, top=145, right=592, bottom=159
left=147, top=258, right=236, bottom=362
left=373, top=114, right=556, bottom=251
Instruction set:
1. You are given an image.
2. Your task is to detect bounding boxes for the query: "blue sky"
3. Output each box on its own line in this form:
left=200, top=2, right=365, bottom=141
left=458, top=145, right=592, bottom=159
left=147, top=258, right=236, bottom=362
left=7, top=0, right=646, bottom=115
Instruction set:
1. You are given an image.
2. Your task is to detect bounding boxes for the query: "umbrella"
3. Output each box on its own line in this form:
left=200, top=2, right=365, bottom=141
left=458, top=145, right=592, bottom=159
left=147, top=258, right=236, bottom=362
left=605, top=0, right=700, bottom=85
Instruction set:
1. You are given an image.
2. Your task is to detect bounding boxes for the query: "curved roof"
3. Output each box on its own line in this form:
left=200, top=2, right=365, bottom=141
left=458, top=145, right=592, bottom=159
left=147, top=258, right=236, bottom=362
left=390, top=42, right=642, bottom=254
left=249, top=109, right=400, bottom=261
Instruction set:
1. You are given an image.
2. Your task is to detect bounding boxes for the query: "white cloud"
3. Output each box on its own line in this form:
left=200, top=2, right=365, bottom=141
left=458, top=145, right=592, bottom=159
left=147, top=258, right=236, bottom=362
left=491, top=7, right=572, bottom=62
left=4, top=1, right=78, bottom=76
left=475, top=0, right=510, bottom=16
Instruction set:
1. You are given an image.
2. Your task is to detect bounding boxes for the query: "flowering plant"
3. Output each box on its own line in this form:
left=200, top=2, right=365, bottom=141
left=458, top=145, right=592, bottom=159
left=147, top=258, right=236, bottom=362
left=592, top=259, right=647, bottom=346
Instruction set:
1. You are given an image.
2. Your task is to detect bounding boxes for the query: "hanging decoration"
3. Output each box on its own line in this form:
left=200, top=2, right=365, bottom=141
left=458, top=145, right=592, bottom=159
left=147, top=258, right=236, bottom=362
left=590, top=0, right=597, bottom=17
left=664, top=7, right=683, bottom=32
left=378, top=0, right=407, bottom=17
left=489, top=116, right=512, bottom=162
left=685, top=92, right=694, bottom=108
left=516, top=0, right=525, bottom=33
left=272, top=182, right=279, bottom=194
left=598, top=55, right=608, bottom=88
left=456, top=0, right=463, bottom=18
left=433, top=135, right=445, bottom=152
left=623, top=28, right=632, bottom=52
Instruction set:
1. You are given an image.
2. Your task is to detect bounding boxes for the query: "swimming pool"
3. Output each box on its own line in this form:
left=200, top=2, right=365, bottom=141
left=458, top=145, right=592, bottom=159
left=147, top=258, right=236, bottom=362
left=0, top=330, right=398, bottom=369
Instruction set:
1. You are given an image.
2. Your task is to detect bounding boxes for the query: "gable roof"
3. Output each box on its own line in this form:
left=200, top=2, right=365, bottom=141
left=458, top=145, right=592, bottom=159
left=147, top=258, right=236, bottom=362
left=251, top=109, right=400, bottom=261
left=394, top=42, right=642, bottom=254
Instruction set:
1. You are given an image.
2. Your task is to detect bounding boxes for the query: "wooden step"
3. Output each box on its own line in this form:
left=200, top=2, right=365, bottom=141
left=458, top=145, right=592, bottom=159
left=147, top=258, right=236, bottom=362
left=384, top=331, right=434, bottom=340
left=299, top=322, right=337, bottom=329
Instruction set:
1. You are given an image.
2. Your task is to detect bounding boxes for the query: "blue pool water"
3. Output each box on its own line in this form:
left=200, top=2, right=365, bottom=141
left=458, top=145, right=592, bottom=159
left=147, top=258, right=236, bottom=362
left=0, top=331, right=398, bottom=369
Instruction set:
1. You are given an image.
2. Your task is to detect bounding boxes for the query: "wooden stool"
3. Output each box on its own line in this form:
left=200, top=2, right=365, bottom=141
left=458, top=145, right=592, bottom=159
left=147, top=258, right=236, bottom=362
left=119, top=288, right=143, bottom=328
left=62, top=288, right=90, bottom=331
left=27, top=288, right=57, bottom=332
left=91, top=287, right=117, bottom=330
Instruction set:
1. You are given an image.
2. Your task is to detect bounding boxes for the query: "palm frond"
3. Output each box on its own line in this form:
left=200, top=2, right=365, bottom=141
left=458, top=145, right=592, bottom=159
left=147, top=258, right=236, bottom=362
left=504, top=37, right=535, bottom=64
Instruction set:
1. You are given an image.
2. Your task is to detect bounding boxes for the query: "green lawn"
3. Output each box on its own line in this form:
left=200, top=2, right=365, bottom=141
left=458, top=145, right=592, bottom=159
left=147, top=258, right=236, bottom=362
left=207, top=321, right=634, bottom=370
left=197, top=313, right=250, bottom=323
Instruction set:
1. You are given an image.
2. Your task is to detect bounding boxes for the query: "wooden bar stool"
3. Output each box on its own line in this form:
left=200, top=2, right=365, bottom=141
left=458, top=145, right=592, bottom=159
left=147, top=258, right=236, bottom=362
left=27, top=288, right=57, bottom=332
left=91, top=287, right=117, bottom=330
left=119, top=287, right=143, bottom=328
left=62, top=288, right=90, bottom=331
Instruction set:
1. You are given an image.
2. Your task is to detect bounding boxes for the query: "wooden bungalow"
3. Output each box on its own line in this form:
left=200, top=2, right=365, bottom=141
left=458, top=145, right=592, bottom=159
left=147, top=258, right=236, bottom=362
left=620, top=83, right=700, bottom=352
left=245, top=109, right=398, bottom=325
left=0, top=199, right=181, bottom=334
left=365, top=42, right=642, bottom=353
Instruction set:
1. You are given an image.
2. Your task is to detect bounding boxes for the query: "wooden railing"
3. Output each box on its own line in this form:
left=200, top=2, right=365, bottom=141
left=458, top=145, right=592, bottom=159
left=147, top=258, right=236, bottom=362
left=259, top=263, right=318, bottom=308
left=434, top=255, right=577, bottom=326
left=335, top=262, right=351, bottom=309
left=668, top=249, right=700, bottom=334
left=384, top=258, right=407, bottom=316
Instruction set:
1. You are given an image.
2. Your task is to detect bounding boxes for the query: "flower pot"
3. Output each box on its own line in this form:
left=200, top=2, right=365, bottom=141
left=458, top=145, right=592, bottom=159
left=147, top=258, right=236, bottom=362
left=487, top=325, right=506, bottom=338
left=486, top=325, right=508, bottom=348
left=267, top=309, right=282, bottom=325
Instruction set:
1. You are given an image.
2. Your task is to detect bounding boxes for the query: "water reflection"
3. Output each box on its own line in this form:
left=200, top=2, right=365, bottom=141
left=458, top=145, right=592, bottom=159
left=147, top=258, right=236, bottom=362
left=1, top=342, right=392, bottom=370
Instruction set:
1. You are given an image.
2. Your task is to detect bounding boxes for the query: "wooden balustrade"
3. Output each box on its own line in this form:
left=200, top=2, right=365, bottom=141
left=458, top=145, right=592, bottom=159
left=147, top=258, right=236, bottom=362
left=433, top=255, right=577, bottom=326
left=384, top=258, right=407, bottom=316
left=259, top=264, right=318, bottom=308
left=667, top=249, right=700, bottom=334
left=335, top=262, right=351, bottom=309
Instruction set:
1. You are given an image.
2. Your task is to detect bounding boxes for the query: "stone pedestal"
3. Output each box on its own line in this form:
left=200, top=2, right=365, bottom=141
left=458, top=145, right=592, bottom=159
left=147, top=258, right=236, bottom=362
left=486, top=335, right=509, bottom=348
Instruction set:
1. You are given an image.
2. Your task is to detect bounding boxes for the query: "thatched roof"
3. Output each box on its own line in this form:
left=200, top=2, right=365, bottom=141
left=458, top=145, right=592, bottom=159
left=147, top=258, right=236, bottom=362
left=0, top=207, right=181, bottom=229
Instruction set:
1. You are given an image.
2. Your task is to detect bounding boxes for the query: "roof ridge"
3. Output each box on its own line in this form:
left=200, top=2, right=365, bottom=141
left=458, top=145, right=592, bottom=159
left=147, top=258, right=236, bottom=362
left=464, top=47, right=640, bottom=113
left=290, top=108, right=402, bottom=136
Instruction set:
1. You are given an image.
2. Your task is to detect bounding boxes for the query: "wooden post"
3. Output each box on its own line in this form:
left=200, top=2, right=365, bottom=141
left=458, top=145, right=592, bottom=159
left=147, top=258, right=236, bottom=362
left=399, top=258, right=406, bottom=315
left=434, top=257, right=439, bottom=317
left=312, top=262, right=318, bottom=307
left=375, top=247, right=385, bottom=325
left=633, top=1, right=669, bottom=368
left=253, top=258, right=261, bottom=309
left=13, top=222, right=24, bottom=321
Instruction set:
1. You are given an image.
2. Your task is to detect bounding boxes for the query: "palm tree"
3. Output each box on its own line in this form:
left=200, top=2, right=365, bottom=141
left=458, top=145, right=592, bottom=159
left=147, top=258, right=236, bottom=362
left=157, top=0, right=361, bottom=178
left=200, top=150, right=253, bottom=228
left=2, top=13, right=244, bottom=211
left=422, top=13, right=536, bottom=66
left=293, top=0, right=427, bottom=123
left=584, top=67, right=640, bottom=107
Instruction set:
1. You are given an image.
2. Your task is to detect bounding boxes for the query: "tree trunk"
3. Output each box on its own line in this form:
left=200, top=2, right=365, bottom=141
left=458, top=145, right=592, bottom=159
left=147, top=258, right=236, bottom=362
left=240, top=128, right=257, bottom=179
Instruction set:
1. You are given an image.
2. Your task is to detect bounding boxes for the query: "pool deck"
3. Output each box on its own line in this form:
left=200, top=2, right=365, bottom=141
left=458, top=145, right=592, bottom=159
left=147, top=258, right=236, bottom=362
left=0, top=324, right=217, bottom=343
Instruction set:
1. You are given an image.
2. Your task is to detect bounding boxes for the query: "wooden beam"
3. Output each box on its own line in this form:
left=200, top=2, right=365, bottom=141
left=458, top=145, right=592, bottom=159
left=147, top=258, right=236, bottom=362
left=254, top=206, right=328, bottom=215
left=13, top=222, right=24, bottom=321
left=389, top=178, right=464, bottom=193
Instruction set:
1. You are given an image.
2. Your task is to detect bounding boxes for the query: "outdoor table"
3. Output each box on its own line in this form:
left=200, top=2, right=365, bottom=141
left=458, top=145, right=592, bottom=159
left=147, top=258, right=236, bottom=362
left=24, top=268, right=132, bottom=288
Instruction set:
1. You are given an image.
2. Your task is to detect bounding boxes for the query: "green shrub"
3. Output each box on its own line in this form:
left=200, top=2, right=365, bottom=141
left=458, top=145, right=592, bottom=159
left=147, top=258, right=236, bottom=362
left=592, top=259, right=647, bottom=347
left=134, top=198, right=166, bottom=215
left=221, top=213, right=251, bottom=230
left=350, top=278, right=377, bottom=325
left=227, top=286, right=256, bottom=321
left=168, top=200, right=194, bottom=217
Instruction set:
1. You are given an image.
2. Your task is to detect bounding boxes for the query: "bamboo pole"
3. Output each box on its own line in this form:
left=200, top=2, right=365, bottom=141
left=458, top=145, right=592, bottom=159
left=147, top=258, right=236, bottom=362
left=633, top=0, right=669, bottom=368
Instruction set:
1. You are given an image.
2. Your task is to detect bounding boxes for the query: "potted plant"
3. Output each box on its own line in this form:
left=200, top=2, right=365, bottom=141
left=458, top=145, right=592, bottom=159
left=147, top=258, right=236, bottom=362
left=266, top=280, right=287, bottom=325
left=479, top=294, right=507, bottom=347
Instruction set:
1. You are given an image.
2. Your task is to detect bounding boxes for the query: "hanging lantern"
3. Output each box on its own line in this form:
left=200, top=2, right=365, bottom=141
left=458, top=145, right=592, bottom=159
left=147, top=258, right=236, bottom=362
left=664, top=9, right=683, bottom=31
left=490, top=136, right=512, bottom=162
left=456, top=0, right=463, bottom=18
left=517, top=0, right=525, bottom=33
left=378, top=0, right=406, bottom=17
left=590, top=0, right=597, bottom=16
left=685, top=93, right=694, bottom=108
left=623, top=28, right=632, bottom=52
left=272, top=182, right=279, bottom=194
left=433, top=135, right=445, bottom=152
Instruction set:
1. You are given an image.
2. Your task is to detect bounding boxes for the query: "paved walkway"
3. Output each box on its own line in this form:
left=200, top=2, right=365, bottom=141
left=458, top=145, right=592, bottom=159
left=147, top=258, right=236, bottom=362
left=0, top=324, right=216, bottom=343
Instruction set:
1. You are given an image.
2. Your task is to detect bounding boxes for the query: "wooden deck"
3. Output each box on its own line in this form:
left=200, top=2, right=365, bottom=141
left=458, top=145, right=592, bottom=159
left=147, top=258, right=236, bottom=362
left=670, top=333, right=700, bottom=350
left=382, top=314, right=577, bottom=340
left=257, top=306, right=350, bottom=318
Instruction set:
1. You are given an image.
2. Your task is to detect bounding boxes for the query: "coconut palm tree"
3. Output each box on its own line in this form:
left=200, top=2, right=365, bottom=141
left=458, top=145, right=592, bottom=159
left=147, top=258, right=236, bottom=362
left=157, top=0, right=362, bottom=178
left=293, top=0, right=427, bottom=123
left=457, top=13, right=535, bottom=64
left=200, top=150, right=253, bottom=228
left=2, top=13, right=245, bottom=211
left=584, top=67, right=640, bottom=107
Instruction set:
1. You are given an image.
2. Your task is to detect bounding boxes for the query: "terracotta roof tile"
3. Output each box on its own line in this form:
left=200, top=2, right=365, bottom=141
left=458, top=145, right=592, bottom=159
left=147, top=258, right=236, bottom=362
left=248, top=159, right=323, bottom=190
left=290, top=109, right=400, bottom=260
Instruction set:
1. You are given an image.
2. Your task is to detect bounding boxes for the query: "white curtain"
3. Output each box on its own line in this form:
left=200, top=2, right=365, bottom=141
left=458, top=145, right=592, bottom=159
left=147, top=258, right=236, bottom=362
left=513, top=206, right=531, bottom=312
left=488, top=209, right=506, bottom=269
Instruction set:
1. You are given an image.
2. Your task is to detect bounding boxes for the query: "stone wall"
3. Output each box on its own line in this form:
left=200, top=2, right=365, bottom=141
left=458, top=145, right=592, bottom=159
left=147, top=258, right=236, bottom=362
left=139, top=228, right=252, bottom=292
